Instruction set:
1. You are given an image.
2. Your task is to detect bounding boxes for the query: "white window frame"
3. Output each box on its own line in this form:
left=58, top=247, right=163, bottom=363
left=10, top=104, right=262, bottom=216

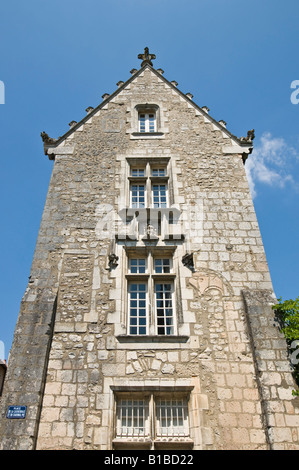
left=131, top=167, right=145, bottom=177
left=151, top=182, right=168, bottom=208
left=128, top=161, right=169, bottom=210
left=129, top=102, right=168, bottom=140
left=130, top=183, right=146, bottom=208
left=151, top=168, right=166, bottom=177
left=129, top=257, right=147, bottom=274
left=154, top=257, right=172, bottom=274
left=113, top=392, right=193, bottom=450
left=126, top=252, right=176, bottom=337
left=138, top=112, right=156, bottom=133
left=116, top=397, right=150, bottom=438
left=155, top=398, right=190, bottom=438
left=128, top=281, right=148, bottom=336
left=154, top=281, right=175, bottom=336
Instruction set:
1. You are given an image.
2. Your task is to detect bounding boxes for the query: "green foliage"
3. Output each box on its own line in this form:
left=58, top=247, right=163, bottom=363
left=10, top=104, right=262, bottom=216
left=273, top=297, right=299, bottom=342
left=273, top=297, right=299, bottom=389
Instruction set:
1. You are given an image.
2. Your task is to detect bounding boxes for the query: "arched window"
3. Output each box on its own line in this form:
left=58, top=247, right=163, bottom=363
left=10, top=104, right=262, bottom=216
left=135, top=104, right=159, bottom=134
left=138, top=112, right=156, bottom=133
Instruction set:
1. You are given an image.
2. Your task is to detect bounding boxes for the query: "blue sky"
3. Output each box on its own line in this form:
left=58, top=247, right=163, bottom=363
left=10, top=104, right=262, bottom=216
left=0, top=0, right=298, bottom=359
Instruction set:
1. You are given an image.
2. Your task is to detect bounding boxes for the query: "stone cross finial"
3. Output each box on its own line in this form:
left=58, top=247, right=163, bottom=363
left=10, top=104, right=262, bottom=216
left=138, top=47, right=156, bottom=67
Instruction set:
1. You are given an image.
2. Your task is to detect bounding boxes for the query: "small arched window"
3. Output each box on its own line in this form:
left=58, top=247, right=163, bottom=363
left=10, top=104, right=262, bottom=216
left=138, top=112, right=156, bottom=133
left=136, top=104, right=159, bottom=134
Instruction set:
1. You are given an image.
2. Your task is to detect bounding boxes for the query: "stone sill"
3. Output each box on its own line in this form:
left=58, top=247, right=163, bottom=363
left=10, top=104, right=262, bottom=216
left=112, top=438, right=151, bottom=450
left=111, top=384, right=194, bottom=392
left=118, top=207, right=181, bottom=218
left=130, top=132, right=165, bottom=140
left=113, top=437, right=194, bottom=450
left=115, top=234, right=185, bottom=242
left=116, top=335, right=189, bottom=344
left=154, top=438, right=194, bottom=450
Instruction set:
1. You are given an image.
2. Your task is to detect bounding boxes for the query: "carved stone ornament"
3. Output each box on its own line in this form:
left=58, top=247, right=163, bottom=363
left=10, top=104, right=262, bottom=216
left=240, top=129, right=255, bottom=143
left=189, top=271, right=224, bottom=296
left=40, top=131, right=57, bottom=145
left=143, top=224, right=158, bottom=240
left=108, top=254, right=119, bottom=269
left=138, top=47, right=156, bottom=67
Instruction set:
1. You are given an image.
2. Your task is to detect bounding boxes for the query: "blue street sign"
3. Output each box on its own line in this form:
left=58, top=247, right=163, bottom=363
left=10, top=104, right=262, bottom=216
left=6, top=406, right=27, bottom=419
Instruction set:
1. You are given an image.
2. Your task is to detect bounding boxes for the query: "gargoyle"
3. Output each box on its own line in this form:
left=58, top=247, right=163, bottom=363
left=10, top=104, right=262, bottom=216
left=108, top=254, right=119, bottom=269
left=240, top=129, right=255, bottom=143
left=41, top=131, right=57, bottom=145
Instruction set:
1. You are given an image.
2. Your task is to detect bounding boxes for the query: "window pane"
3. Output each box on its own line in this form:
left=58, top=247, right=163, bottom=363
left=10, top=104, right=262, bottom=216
left=131, top=184, right=145, bottom=208
left=139, top=114, right=146, bottom=133
left=155, top=283, right=174, bottom=335
left=129, top=258, right=146, bottom=273
left=152, top=168, right=166, bottom=177
left=131, top=168, right=145, bottom=177
left=156, top=399, right=189, bottom=437
left=138, top=112, right=156, bottom=132
left=149, top=114, right=155, bottom=132
left=152, top=184, right=167, bottom=208
left=154, top=258, right=171, bottom=273
left=129, top=283, right=147, bottom=335
left=116, top=399, right=149, bottom=437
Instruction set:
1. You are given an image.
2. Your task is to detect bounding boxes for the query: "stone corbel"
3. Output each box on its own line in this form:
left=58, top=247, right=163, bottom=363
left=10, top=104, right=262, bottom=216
left=182, top=253, right=195, bottom=271
left=46, top=145, right=75, bottom=160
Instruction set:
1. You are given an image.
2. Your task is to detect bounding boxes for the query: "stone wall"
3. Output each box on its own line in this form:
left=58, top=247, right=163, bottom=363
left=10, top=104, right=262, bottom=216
left=1, top=65, right=298, bottom=450
left=243, top=290, right=299, bottom=449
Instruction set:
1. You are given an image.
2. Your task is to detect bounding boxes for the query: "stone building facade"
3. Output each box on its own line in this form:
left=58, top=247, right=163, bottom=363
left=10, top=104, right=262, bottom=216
left=0, top=49, right=298, bottom=450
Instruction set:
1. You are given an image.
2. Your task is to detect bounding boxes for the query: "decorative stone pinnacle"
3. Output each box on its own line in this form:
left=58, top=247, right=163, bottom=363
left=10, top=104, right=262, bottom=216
left=138, top=47, right=156, bottom=67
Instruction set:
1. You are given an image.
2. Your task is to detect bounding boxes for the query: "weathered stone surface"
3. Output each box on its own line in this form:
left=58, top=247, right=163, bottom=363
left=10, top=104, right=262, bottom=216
left=0, top=63, right=298, bottom=450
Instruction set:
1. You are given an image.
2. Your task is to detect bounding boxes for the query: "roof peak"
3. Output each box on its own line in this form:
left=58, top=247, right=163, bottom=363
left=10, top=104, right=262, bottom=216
left=42, top=57, right=254, bottom=160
